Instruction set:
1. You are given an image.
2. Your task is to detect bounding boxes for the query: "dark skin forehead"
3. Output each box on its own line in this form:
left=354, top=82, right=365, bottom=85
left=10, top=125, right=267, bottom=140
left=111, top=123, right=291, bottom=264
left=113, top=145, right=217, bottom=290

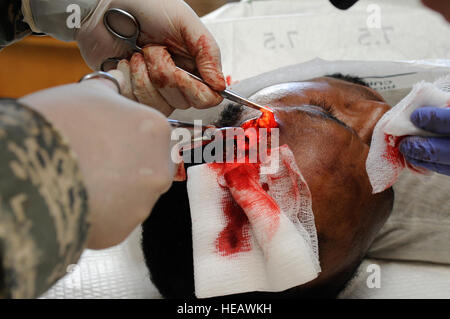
left=245, top=77, right=384, bottom=110
left=242, top=77, right=394, bottom=293
left=241, top=77, right=389, bottom=144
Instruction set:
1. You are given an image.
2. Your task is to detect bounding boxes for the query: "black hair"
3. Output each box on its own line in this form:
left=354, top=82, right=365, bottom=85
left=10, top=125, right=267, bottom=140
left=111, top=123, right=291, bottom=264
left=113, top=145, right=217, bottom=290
left=213, top=103, right=243, bottom=128
left=142, top=180, right=196, bottom=299
left=326, top=73, right=369, bottom=87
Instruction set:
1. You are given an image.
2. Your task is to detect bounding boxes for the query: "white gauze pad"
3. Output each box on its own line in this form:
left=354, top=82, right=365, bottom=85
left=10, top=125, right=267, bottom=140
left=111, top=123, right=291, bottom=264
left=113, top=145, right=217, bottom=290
left=367, top=75, right=450, bottom=194
left=187, top=145, right=320, bottom=298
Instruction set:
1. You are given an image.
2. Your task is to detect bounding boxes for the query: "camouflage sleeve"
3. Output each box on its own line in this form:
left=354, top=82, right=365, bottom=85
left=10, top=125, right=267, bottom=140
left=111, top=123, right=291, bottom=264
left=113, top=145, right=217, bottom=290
left=0, top=0, right=32, bottom=49
left=0, top=99, right=90, bottom=299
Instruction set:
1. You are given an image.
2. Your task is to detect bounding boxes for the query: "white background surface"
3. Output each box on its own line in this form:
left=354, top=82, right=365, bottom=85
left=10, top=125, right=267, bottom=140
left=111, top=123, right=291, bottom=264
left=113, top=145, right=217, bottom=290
left=202, top=0, right=450, bottom=81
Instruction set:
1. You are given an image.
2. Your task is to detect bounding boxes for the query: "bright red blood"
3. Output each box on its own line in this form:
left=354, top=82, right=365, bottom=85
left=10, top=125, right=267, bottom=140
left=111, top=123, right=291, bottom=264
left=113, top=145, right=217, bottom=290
left=383, top=134, right=406, bottom=168
left=211, top=107, right=281, bottom=256
left=383, top=133, right=425, bottom=188
left=215, top=187, right=252, bottom=256
left=226, top=75, right=233, bottom=86
left=241, top=109, right=279, bottom=130
left=224, top=165, right=281, bottom=237
left=173, top=161, right=186, bottom=182
left=240, top=109, right=279, bottom=160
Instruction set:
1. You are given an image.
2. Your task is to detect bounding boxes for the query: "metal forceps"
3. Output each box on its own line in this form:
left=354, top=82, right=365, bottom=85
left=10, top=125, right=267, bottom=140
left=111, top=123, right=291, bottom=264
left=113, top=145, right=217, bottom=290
left=101, top=8, right=274, bottom=114
left=79, top=69, right=231, bottom=143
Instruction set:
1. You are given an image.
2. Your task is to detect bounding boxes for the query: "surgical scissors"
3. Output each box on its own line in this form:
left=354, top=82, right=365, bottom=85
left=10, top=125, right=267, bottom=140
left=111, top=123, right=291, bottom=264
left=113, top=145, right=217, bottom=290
left=79, top=70, right=234, bottom=145
left=101, top=8, right=274, bottom=114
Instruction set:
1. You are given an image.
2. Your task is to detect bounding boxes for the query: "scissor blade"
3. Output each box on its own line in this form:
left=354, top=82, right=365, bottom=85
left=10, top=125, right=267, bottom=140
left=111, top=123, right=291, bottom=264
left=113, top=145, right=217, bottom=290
left=220, top=90, right=274, bottom=113
left=168, top=119, right=215, bottom=131
left=175, top=67, right=274, bottom=114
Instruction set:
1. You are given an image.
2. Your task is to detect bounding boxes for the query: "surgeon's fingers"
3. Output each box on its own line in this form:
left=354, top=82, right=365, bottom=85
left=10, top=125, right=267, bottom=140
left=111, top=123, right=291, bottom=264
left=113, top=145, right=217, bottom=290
left=399, top=136, right=450, bottom=165
left=411, top=107, right=450, bottom=135
left=143, top=45, right=223, bottom=110
left=180, top=17, right=226, bottom=92
left=143, top=46, right=190, bottom=110
left=403, top=156, right=450, bottom=176
left=130, top=52, right=174, bottom=117
left=174, top=69, right=223, bottom=109
left=116, top=60, right=136, bottom=101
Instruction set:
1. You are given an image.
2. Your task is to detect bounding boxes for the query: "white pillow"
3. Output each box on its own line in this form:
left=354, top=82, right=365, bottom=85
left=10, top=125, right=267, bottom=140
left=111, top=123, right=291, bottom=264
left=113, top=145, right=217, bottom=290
left=368, top=172, right=450, bottom=264
left=338, top=258, right=450, bottom=299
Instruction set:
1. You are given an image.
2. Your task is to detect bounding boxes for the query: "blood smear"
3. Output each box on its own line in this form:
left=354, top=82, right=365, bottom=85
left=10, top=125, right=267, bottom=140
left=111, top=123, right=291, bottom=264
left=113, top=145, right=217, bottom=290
left=383, top=134, right=406, bottom=168
left=383, top=133, right=425, bottom=175
left=241, top=109, right=279, bottom=130
left=173, top=161, right=187, bottom=182
left=215, top=191, right=251, bottom=256
left=210, top=107, right=281, bottom=256
left=226, top=75, right=233, bottom=86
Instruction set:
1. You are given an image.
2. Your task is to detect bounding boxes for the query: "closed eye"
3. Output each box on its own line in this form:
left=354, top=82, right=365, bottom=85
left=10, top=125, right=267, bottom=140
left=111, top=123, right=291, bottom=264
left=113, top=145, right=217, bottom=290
left=308, top=98, right=351, bottom=130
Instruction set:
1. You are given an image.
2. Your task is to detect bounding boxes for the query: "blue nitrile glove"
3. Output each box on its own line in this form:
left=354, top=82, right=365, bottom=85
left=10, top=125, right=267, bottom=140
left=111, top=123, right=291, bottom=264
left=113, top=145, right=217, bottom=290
left=399, top=107, right=450, bottom=176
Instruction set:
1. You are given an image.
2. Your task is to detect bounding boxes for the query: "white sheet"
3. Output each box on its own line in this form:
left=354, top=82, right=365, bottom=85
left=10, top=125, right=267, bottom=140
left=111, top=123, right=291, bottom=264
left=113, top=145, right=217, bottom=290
left=40, top=227, right=161, bottom=299
left=339, top=259, right=450, bottom=299
left=202, top=0, right=450, bottom=81
left=40, top=227, right=450, bottom=299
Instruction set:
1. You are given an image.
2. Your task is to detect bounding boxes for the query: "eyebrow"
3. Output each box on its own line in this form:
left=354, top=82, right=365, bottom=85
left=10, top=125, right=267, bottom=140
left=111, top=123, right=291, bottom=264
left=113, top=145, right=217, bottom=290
left=307, top=107, right=345, bottom=125
left=302, top=107, right=354, bottom=135
left=305, top=98, right=352, bottom=130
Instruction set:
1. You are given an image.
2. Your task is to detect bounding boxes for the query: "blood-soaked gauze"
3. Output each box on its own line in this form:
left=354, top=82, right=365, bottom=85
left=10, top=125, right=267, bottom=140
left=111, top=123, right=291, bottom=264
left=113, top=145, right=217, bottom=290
left=187, top=145, right=320, bottom=298
left=366, top=76, right=450, bottom=193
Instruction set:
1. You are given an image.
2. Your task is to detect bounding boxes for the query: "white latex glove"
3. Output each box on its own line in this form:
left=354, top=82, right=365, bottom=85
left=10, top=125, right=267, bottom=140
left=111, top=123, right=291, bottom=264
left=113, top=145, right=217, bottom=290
left=76, top=0, right=225, bottom=115
left=113, top=51, right=223, bottom=116
left=19, top=73, right=174, bottom=249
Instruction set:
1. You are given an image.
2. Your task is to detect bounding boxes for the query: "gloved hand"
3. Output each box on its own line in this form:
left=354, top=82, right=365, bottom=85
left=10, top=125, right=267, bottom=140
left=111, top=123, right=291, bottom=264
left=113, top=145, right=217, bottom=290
left=23, top=0, right=225, bottom=115
left=77, top=0, right=225, bottom=115
left=19, top=73, right=174, bottom=249
left=113, top=51, right=223, bottom=116
left=399, top=107, right=450, bottom=176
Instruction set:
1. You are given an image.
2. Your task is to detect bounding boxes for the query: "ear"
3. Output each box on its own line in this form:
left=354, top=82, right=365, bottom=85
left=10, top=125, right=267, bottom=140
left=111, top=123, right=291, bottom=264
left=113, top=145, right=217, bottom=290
left=334, top=100, right=391, bottom=145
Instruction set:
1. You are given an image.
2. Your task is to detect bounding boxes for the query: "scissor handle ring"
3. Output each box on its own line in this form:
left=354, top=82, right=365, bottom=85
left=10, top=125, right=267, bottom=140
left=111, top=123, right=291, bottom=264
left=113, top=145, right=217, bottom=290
left=104, top=8, right=141, bottom=43
left=79, top=71, right=122, bottom=95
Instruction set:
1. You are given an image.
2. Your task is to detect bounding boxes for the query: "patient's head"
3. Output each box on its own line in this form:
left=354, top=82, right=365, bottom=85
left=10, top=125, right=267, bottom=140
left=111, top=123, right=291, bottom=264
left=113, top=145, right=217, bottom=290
left=142, top=74, right=395, bottom=299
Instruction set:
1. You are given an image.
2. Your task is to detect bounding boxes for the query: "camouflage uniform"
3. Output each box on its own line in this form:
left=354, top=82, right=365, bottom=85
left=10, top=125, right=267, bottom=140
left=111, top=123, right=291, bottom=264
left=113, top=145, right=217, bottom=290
left=0, top=99, right=90, bottom=299
left=0, top=1, right=90, bottom=298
